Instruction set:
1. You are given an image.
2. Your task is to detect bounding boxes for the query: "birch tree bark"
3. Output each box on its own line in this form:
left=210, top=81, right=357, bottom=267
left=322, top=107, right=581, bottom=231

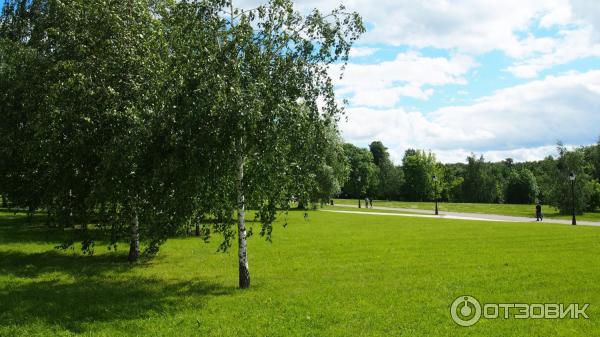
left=236, top=149, right=250, bottom=288
left=128, top=208, right=140, bottom=262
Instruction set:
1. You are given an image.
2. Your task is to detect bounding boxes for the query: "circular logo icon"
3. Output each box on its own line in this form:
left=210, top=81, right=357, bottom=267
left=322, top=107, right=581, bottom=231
left=451, top=295, right=482, bottom=327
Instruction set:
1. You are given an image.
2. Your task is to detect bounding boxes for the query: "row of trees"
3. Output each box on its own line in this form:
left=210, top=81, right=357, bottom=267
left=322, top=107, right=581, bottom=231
left=0, top=0, right=364, bottom=288
left=340, top=141, right=600, bottom=214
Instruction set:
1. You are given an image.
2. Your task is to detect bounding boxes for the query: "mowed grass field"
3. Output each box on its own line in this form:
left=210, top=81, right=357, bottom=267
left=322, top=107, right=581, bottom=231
left=334, top=199, right=600, bottom=222
left=1, top=209, right=600, bottom=336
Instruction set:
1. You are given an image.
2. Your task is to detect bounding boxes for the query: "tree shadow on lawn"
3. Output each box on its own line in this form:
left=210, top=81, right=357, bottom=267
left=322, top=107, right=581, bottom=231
left=0, top=211, right=269, bottom=246
left=0, top=210, right=238, bottom=333
left=0, top=251, right=236, bottom=333
left=0, top=212, right=80, bottom=244
left=0, top=250, right=135, bottom=278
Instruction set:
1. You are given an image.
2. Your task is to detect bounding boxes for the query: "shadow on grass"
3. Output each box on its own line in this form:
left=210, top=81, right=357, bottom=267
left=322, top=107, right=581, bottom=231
left=0, top=250, right=236, bottom=333
left=0, top=211, right=76, bottom=244
left=0, top=212, right=237, bottom=333
left=0, top=277, right=235, bottom=333
left=0, top=250, right=135, bottom=278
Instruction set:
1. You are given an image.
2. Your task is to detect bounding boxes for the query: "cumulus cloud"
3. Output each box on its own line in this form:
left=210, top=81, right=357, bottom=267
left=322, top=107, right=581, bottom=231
left=238, top=0, right=599, bottom=51
left=357, top=0, right=571, bottom=54
left=236, top=0, right=565, bottom=52
left=506, top=27, right=600, bottom=78
left=434, top=146, right=562, bottom=164
left=236, top=0, right=598, bottom=73
left=233, top=0, right=600, bottom=162
left=332, top=52, right=476, bottom=108
left=340, top=70, right=600, bottom=163
left=570, top=0, right=600, bottom=42
left=341, top=0, right=599, bottom=76
left=349, top=47, right=379, bottom=58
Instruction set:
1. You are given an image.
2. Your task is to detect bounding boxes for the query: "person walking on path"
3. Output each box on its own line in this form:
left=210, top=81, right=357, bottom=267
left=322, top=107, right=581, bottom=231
left=364, top=197, right=370, bottom=209
left=369, top=198, right=373, bottom=208
left=536, top=203, right=543, bottom=221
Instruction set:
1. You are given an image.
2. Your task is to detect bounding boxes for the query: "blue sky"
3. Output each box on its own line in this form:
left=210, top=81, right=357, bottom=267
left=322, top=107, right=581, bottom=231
left=240, top=0, right=600, bottom=163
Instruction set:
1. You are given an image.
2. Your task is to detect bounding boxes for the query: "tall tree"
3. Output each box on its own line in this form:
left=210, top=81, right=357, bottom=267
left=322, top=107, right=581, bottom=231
left=548, top=144, right=595, bottom=214
left=1, top=0, right=172, bottom=258
left=311, top=126, right=349, bottom=206
left=341, top=143, right=379, bottom=200
left=528, top=155, right=558, bottom=204
left=505, top=168, right=539, bottom=204
left=378, top=163, right=404, bottom=200
left=461, top=155, right=500, bottom=203
left=441, top=163, right=465, bottom=202
left=0, top=0, right=49, bottom=214
left=584, top=139, right=600, bottom=182
left=194, top=0, right=364, bottom=288
left=401, top=149, right=438, bottom=201
left=369, top=141, right=388, bottom=167
left=369, top=141, right=403, bottom=200
left=47, top=0, right=169, bottom=260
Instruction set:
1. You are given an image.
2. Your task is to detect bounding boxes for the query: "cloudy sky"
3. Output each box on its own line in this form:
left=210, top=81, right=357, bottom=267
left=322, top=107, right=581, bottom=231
left=243, top=0, right=600, bottom=163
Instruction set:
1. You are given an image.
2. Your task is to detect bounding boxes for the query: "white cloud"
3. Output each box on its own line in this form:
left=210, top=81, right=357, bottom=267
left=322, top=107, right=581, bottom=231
left=237, top=0, right=599, bottom=77
left=341, top=0, right=599, bottom=75
left=340, top=70, right=600, bottom=163
left=333, top=52, right=476, bottom=108
left=349, top=47, right=379, bottom=58
left=237, top=0, right=569, bottom=54
left=434, top=146, right=561, bottom=163
left=237, top=0, right=599, bottom=55
left=506, top=27, right=600, bottom=78
left=233, top=0, right=600, bottom=161
left=430, top=70, right=600, bottom=149
left=570, top=0, right=600, bottom=42
left=333, top=0, right=575, bottom=56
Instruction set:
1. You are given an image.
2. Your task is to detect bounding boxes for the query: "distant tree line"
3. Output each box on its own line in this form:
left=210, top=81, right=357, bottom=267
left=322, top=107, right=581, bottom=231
left=339, top=140, right=600, bottom=214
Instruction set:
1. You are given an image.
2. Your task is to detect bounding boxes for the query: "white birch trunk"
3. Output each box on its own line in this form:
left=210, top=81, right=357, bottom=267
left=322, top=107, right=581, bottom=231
left=237, top=151, right=251, bottom=288
left=128, top=208, right=140, bottom=262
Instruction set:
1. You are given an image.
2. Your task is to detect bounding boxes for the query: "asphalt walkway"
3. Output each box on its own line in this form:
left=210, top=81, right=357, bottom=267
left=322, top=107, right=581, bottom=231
left=328, top=204, right=600, bottom=227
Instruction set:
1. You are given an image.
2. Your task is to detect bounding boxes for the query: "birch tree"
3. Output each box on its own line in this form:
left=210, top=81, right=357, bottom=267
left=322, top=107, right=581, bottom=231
left=195, top=0, right=364, bottom=288
left=1, top=0, right=171, bottom=259
left=40, top=0, right=170, bottom=260
left=2, top=0, right=364, bottom=280
left=0, top=0, right=50, bottom=214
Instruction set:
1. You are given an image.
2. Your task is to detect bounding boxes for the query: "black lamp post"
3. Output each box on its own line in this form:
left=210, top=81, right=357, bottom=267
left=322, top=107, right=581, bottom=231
left=357, top=176, right=362, bottom=209
left=433, top=175, right=439, bottom=215
left=569, top=171, right=576, bottom=225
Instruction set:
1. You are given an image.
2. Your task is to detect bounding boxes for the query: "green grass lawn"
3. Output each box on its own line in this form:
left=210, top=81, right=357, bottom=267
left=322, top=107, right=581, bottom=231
left=334, top=199, right=600, bottom=221
left=1, top=209, right=600, bottom=336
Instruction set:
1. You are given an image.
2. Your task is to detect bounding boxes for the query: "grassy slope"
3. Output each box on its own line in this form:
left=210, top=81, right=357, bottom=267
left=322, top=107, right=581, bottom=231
left=334, top=199, right=600, bottom=221
left=1, top=210, right=600, bottom=336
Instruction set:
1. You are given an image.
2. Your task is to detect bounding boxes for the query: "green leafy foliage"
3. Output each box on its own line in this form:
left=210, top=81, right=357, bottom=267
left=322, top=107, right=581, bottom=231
left=369, top=141, right=403, bottom=200
left=340, top=143, right=379, bottom=199
left=460, top=155, right=502, bottom=203
left=505, top=168, right=539, bottom=204
left=338, top=141, right=600, bottom=215
left=0, top=0, right=365, bottom=277
left=400, top=149, right=439, bottom=202
left=546, top=144, right=596, bottom=214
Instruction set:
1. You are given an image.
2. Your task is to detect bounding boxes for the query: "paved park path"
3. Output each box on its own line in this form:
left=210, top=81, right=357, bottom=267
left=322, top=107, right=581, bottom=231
left=326, top=204, right=600, bottom=227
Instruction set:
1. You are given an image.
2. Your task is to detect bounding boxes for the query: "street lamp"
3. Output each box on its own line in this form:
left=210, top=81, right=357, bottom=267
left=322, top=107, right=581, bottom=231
left=569, top=171, right=576, bottom=225
left=357, top=176, right=362, bottom=209
left=432, top=175, right=439, bottom=215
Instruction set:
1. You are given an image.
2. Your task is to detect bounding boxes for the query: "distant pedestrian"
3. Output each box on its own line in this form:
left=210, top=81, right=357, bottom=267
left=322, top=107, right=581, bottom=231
left=364, top=197, right=369, bottom=208
left=369, top=198, right=373, bottom=208
left=536, top=203, right=543, bottom=221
